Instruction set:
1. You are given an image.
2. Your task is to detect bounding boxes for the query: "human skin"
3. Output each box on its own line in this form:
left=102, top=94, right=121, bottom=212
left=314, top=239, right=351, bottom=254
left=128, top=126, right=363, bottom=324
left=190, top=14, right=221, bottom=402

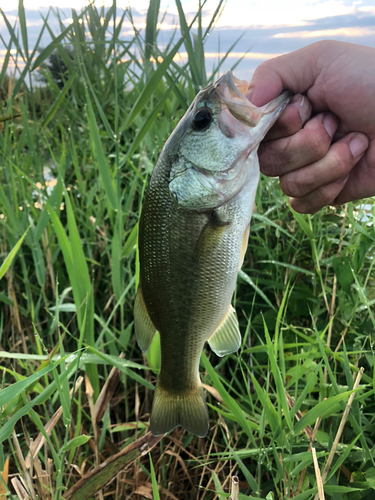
left=246, top=40, right=375, bottom=213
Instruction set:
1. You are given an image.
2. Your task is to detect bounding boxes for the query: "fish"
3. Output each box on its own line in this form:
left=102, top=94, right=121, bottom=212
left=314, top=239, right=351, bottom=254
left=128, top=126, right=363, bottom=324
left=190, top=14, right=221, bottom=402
left=134, top=70, right=290, bottom=437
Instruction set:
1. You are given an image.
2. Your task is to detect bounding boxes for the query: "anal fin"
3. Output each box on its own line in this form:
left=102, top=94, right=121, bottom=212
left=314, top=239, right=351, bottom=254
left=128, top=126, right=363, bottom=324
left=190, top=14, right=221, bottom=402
left=208, top=306, right=241, bottom=357
left=134, top=285, right=157, bottom=353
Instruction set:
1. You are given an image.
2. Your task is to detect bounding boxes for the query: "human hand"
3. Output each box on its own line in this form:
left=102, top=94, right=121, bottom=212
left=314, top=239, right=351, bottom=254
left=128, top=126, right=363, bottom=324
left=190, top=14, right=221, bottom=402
left=247, top=41, right=375, bottom=213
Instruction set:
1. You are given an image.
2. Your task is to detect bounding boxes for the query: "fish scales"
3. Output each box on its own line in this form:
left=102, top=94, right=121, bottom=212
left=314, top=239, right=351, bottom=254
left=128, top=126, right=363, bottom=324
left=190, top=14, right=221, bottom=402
left=135, top=71, right=291, bottom=437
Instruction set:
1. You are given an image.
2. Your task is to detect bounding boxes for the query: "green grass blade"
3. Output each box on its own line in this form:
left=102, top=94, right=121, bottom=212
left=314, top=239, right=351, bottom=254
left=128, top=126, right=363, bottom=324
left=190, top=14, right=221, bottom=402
left=120, top=79, right=178, bottom=168
left=144, top=0, right=160, bottom=61
left=229, top=445, right=258, bottom=493
left=0, top=38, right=12, bottom=84
left=64, top=191, right=97, bottom=389
left=149, top=453, right=161, bottom=500
left=46, top=200, right=73, bottom=273
left=294, top=390, right=358, bottom=434
left=210, top=31, right=246, bottom=81
left=202, top=352, right=256, bottom=444
left=289, top=362, right=321, bottom=419
left=0, top=9, right=25, bottom=61
left=41, top=68, right=78, bottom=128
left=211, top=470, right=226, bottom=499
left=120, top=37, right=184, bottom=131
left=79, top=351, right=144, bottom=371
left=85, top=91, right=117, bottom=211
left=351, top=266, right=375, bottom=328
left=0, top=356, right=79, bottom=444
left=29, top=408, right=61, bottom=466
left=192, top=16, right=205, bottom=87
left=0, top=356, right=68, bottom=407
left=263, top=317, right=293, bottom=431
left=257, top=261, right=314, bottom=276
left=31, top=7, right=89, bottom=71
left=0, top=293, right=14, bottom=307
left=175, top=0, right=201, bottom=89
left=77, top=45, right=115, bottom=140
left=18, top=0, right=29, bottom=62
left=203, top=0, right=225, bottom=39
left=326, top=435, right=361, bottom=481
left=122, top=223, right=138, bottom=257
left=0, top=227, right=29, bottom=280
left=238, top=270, right=277, bottom=312
left=87, top=347, right=154, bottom=390
left=60, top=435, right=91, bottom=454
left=146, top=332, right=161, bottom=372
left=111, top=221, right=122, bottom=301
left=291, top=209, right=314, bottom=240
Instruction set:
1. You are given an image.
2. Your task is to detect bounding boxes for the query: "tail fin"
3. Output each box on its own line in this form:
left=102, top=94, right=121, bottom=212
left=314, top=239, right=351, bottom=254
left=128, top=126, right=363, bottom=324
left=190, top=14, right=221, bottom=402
left=150, top=383, right=209, bottom=437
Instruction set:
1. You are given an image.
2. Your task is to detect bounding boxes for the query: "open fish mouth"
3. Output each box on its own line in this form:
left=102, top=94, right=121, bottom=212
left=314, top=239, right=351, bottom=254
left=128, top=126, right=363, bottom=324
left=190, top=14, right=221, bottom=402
left=215, top=70, right=291, bottom=143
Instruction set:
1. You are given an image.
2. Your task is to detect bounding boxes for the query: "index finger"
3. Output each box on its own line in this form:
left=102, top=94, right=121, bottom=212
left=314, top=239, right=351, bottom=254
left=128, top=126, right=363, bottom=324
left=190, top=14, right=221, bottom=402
left=246, top=43, right=326, bottom=107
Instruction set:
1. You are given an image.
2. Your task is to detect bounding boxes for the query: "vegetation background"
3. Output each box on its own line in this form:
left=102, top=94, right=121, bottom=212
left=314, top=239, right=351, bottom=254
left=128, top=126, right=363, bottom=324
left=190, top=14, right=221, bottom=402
left=0, top=1, right=375, bottom=498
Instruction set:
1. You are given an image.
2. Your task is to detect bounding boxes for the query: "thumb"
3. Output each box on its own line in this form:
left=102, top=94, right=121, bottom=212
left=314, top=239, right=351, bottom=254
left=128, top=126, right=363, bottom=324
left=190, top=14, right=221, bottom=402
left=246, top=43, right=323, bottom=106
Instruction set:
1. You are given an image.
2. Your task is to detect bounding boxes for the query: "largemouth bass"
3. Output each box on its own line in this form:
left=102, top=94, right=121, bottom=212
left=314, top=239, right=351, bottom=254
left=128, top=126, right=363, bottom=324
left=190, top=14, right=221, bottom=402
left=135, top=71, right=290, bottom=437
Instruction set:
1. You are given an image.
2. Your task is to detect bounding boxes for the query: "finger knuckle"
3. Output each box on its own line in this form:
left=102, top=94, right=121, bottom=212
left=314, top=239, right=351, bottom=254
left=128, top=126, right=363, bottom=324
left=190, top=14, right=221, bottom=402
left=291, top=178, right=344, bottom=214
left=290, top=198, right=318, bottom=214
left=274, top=135, right=299, bottom=168
left=280, top=172, right=311, bottom=198
left=314, top=182, right=344, bottom=210
left=279, top=176, right=293, bottom=197
left=319, top=187, right=337, bottom=206
left=277, top=109, right=302, bottom=136
left=259, top=145, right=284, bottom=176
left=303, top=127, right=329, bottom=161
left=256, top=59, right=273, bottom=73
left=329, top=148, right=352, bottom=176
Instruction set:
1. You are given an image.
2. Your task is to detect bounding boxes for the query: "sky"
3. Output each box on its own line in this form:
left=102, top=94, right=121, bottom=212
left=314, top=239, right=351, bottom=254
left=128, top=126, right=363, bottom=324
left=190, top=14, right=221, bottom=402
left=1, top=0, right=375, bottom=79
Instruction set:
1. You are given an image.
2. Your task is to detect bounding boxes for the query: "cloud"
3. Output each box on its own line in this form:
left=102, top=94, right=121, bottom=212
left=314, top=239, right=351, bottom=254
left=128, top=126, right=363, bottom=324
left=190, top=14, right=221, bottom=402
left=1, top=4, right=375, bottom=80
left=273, top=27, right=375, bottom=38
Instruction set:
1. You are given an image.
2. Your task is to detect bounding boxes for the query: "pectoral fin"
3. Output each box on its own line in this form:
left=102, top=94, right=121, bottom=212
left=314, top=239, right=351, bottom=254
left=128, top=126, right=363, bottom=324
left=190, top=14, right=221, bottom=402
left=194, top=211, right=230, bottom=263
left=239, top=223, right=250, bottom=270
left=134, top=286, right=157, bottom=353
left=208, top=306, right=241, bottom=357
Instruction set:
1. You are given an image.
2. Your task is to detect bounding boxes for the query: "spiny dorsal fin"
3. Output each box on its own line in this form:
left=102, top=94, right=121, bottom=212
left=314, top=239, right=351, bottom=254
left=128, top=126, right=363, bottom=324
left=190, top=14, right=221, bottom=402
left=134, top=286, right=157, bottom=353
left=208, top=306, right=241, bottom=357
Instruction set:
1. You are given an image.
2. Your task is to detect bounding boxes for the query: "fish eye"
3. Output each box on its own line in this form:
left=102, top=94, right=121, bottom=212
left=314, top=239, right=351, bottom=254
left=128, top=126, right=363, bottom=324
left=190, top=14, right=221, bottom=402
left=192, top=108, right=213, bottom=131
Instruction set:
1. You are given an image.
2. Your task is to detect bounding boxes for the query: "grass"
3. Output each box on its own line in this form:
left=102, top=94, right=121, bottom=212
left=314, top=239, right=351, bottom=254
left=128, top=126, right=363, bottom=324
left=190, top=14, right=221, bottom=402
left=1, top=1, right=375, bottom=499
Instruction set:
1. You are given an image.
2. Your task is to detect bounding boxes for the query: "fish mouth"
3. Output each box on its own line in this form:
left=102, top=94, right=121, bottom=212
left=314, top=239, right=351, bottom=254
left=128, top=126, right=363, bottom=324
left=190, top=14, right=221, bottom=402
left=215, top=70, right=291, bottom=143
